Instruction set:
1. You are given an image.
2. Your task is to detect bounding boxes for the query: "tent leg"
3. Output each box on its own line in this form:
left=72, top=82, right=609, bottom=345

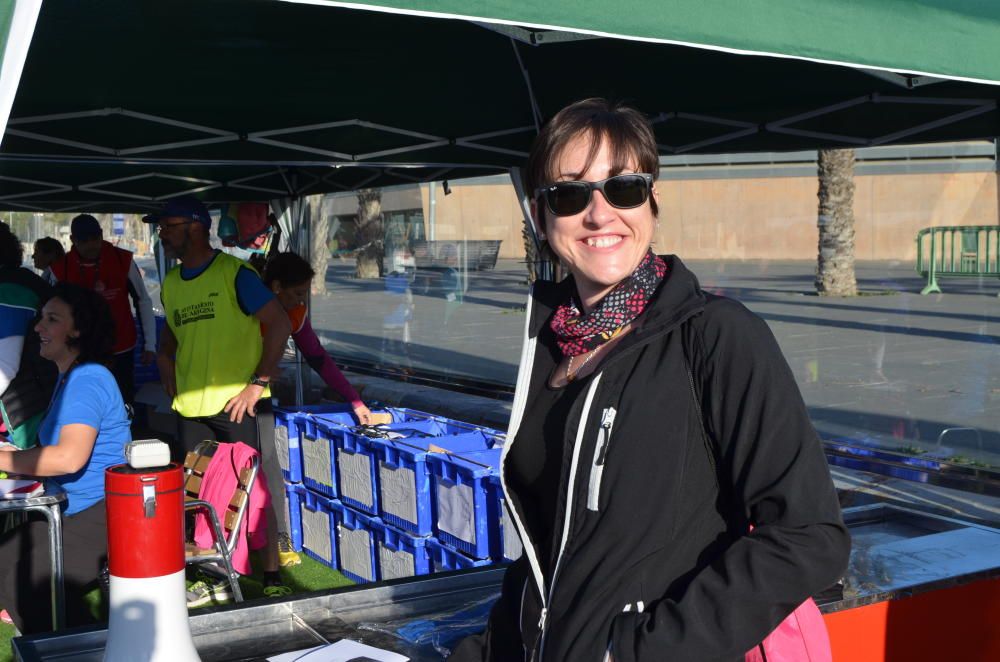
left=510, top=167, right=552, bottom=282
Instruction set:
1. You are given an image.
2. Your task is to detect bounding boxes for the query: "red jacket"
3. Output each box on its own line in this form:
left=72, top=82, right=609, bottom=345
left=51, top=241, right=137, bottom=354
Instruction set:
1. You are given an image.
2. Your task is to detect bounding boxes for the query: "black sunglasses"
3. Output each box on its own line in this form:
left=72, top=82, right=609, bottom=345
left=536, top=173, right=654, bottom=217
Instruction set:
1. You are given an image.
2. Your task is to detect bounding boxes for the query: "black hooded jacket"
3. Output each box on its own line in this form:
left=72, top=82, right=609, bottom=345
left=451, top=256, right=849, bottom=662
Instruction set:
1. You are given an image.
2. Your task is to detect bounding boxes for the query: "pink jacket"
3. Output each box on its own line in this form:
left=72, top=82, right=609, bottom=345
left=192, top=441, right=271, bottom=575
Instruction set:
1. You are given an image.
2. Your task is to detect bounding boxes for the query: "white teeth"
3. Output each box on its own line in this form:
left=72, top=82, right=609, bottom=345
left=585, top=235, right=622, bottom=248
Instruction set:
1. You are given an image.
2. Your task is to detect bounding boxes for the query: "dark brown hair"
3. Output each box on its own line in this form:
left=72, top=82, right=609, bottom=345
left=48, top=282, right=114, bottom=365
left=34, top=236, right=65, bottom=260
left=0, top=221, right=21, bottom=268
left=262, top=251, right=316, bottom=289
left=523, top=98, right=660, bottom=232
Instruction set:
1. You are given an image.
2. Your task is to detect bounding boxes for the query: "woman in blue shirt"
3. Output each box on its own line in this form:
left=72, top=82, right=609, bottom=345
left=0, top=283, right=131, bottom=632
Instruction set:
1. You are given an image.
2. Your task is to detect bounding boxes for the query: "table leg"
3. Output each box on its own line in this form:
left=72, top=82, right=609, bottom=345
left=38, top=504, right=65, bottom=630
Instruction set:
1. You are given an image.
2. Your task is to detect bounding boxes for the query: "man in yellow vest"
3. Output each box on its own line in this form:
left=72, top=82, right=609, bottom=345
left=144, top=196, right=292, bottom=603
left=146, top=196, right=290, bottom=449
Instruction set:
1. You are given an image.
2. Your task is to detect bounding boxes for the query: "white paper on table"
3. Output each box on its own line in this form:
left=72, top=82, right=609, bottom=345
left=267, top=639, right=409, bottom=662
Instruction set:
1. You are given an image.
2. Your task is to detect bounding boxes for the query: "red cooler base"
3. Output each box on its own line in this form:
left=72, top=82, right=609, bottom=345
left=824, top=578, right=1000, bottom=661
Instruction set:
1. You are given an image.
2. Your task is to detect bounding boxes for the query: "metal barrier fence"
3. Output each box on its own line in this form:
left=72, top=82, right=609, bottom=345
left=915, top=225, right=1000, bottom=295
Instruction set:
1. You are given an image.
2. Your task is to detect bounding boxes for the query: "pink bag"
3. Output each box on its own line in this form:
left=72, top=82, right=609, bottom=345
left=744, top=596, right=831, bottom=662
left=744, top=525, right=833, bottom=662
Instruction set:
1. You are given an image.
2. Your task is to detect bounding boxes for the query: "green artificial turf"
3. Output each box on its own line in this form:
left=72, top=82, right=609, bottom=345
left=0, top=625, right=12, bottom=662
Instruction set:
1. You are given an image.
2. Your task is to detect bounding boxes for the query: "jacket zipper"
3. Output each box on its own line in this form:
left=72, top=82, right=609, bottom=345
left=586, top=407, right=617, bottom=511
left=534, top=372, right=604, bottom=662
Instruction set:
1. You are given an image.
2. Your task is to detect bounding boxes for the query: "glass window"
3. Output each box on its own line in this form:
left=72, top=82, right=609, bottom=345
left=308, top=146, right=1000, bottom=473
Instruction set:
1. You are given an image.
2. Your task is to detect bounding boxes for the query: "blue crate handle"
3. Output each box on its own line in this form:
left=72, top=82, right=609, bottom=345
left=380, top=436, right=436, bottom=470
left=438, top=453, right=495, bottom=485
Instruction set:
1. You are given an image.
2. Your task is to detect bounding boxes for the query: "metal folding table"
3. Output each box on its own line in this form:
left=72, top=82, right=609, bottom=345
left=0, top=482, right=66, bottom=631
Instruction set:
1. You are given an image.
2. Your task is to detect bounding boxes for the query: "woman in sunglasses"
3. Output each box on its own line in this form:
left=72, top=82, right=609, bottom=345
left=451, top=99, right=849, bottom=662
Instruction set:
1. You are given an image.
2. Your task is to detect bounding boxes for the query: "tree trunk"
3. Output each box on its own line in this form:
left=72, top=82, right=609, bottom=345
left=309, top=194, right=331, bottom=295
left=355, top=188, right=384, bottom=279
left=815, top=148, right=858, bottom=296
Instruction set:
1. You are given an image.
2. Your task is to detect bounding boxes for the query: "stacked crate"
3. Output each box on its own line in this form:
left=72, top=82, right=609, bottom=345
left=273, top=405, right=517, bottom=584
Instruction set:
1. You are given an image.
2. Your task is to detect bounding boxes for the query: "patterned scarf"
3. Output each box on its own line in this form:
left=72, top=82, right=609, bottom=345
left=550, top=250, right=668, bottom=357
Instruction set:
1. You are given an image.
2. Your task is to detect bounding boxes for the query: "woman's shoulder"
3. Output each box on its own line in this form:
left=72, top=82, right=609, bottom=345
left=67, top=362, right=117, bottom=385
left=287, top=303, right=308, bottom=333
left=692, top=292, right=775, bottom=351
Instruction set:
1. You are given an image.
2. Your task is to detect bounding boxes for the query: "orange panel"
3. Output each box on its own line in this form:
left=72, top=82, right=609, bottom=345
left=824, top=578, right=1000, bottom=662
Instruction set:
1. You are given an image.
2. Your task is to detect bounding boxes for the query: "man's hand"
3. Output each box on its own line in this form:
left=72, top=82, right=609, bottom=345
left=223, top=383, right=265, bottom=424
left=156, top=354, right=177, bottom=398
left=140, top=350, right=156, bottom=366
left=353, top=403, right=373, bottom=425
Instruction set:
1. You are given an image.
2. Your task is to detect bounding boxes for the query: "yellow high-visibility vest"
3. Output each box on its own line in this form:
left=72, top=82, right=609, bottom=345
left=162, top=252, right=268, bottom=418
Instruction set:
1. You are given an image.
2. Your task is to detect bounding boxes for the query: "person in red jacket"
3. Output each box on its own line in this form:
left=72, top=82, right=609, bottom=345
left=50, top=214, right=156, bottom=405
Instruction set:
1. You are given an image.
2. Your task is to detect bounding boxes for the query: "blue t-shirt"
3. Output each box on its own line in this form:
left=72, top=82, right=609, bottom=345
left=175, top=250, right=273, bottom=314
left=39, top=363, right=131, bottom=515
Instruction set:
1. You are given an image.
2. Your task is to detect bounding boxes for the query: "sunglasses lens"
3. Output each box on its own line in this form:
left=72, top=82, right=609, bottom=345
left=603, top=175, right=650, bottom=208
left=545, top=182, right=590, bottom=216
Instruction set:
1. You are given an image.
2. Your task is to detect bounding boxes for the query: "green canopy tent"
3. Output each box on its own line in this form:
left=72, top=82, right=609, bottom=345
left=0, top=0, right=998, bottom=215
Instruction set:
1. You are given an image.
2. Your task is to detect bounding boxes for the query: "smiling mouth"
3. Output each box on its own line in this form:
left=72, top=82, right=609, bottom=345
left=584, top=235, right=623, bottom=248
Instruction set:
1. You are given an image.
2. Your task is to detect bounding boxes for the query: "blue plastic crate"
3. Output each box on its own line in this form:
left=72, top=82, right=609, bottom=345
left=273, top=408, right=304, bottom=483
left=426, top=538, right=494, bottom=574
left=336, top=418, right=443, bottom=515
left=337, top=507, right=380, bottom=584
left=301, top=409, right=356, bottom=497
left=377, top=430, right=493, bottom=536
left=487, top=475, right=523, bottom=562
left=285, top=482, right=304, bottom=552
left=428, top=448, right=501, bottom=559
left=272, top=403, right=356, bottom=484
left=299, top=489, right=338, bottom=569
left=372, top=520, right=432, bottom=580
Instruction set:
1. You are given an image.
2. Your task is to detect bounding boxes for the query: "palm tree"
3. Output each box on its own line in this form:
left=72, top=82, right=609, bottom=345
left=355, top=188, right=384, bottom=279
left=815, top=148, right=858, bottom=296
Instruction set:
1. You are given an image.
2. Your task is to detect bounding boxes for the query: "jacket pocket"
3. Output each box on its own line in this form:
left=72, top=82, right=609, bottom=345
left=587, top=407, right=617, bottom=511
left=608, top=596, right=645, bottom=661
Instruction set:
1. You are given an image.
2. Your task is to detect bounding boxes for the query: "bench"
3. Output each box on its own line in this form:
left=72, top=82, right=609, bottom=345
left=409, top=240, right=502, bottom=271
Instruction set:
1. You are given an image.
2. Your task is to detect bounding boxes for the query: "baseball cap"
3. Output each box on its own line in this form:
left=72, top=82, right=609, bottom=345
left=142, top=195, right=212, bottom=230
left=70, top=214, right=102, bottom=240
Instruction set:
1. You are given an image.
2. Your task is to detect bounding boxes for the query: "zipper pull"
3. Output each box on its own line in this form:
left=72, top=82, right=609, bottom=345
left=530, top=607, right=548, bottom=662
left=596, top=407, right=617, bottom=466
